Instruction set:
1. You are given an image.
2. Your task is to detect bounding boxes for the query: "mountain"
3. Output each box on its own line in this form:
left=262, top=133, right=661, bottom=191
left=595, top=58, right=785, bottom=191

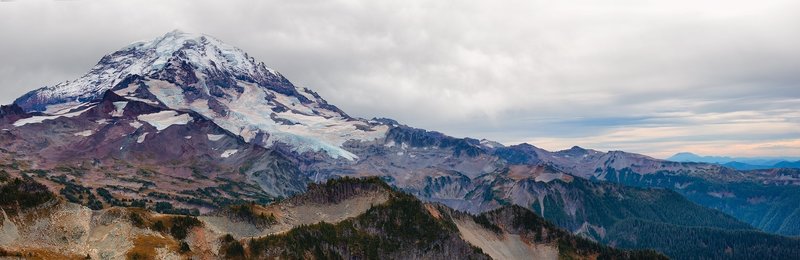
left=0, top=176, right=668, bottom=259
left=15, top=29, right=385, bottom=161
left=722, top=161, right=771, bottom=170
left=668, top=152, right=800, bottom=169
left=667, top=152, right=734, bottom=164
left=718, top=160, right=800, bottom=170
left=1, top=90, right=311, bottom=214
left=2, top=30, right=800, bottom=258
left=775, top=160, right=800, bottom=168
left=244, top=178, right=665, bottom=259
left=516, top=146, right=800, bottom=236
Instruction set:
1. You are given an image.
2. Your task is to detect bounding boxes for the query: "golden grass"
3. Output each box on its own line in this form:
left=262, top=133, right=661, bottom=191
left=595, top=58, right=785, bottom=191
left=126, top=234, right=179, bottom=260
left=0, top=247, right=86, bottom=260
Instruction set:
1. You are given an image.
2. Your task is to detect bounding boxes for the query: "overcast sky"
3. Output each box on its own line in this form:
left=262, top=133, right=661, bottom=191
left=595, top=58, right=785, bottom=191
left=1, top=0, right=799, bottom=158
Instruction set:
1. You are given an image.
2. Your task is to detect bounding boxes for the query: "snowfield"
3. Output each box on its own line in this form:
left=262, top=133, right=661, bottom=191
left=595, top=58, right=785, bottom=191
left=148, top=79, right=387, bottom=161
left=137, top=111, right=192, bottom=131
left=13, top=106, right=95, bottom=127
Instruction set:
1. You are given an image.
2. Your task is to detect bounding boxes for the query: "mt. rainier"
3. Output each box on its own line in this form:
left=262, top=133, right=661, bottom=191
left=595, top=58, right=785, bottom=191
left=14, top=30, right=387, bottom=160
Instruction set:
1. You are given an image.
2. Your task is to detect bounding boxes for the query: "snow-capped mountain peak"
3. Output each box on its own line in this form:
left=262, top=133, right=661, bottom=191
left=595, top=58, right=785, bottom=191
left=13, top=30, right=387, bottom=160
left=15, top=30, right=284, bottom=113
left=125, top=29, right=277, bottom=76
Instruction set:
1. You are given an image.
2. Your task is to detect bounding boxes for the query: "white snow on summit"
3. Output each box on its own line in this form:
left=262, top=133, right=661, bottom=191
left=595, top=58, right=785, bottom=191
left=22, top=30, right=279, bottom=112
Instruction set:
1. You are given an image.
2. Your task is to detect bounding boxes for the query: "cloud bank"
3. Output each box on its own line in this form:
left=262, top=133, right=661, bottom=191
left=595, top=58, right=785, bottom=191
left=1, top=0, right=798, bottom=158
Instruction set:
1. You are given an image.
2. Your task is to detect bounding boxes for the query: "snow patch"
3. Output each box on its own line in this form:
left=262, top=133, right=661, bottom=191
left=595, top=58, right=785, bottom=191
left=74, top=130, right=94, bottom=137
left=480, top=139, right=504, bottom=149
left=207, top=134, right=225, bottom=141
left=43, top=101, right=84, bottom=115
left=137, top=111, right=192, bottom=131
left=126, top=96, right=159, bottom=105
left=111, top=101, right=128, bottom=117
left=129, top=121, right=143, bottom=129
left=14, top=115, right=62, bottom=127
left=221, top=149, right=238, bottom=158
left=113, top=84, right=139, bottom=96
left=13, top=106, right=94, bottom=127
left=137, top=133, right=149, bottom=143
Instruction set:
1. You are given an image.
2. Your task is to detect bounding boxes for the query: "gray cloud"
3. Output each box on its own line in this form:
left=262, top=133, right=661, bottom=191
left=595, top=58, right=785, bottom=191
left=1, top=0, right=799, bottom=158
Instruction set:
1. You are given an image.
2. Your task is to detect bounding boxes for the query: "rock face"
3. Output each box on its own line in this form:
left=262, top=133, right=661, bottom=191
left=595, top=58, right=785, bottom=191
left=0, top=104, right=30, bottom=126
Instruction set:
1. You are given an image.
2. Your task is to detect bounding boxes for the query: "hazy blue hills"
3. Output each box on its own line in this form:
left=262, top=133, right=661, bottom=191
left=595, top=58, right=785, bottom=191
left=668, top=152, right=800, bottom=170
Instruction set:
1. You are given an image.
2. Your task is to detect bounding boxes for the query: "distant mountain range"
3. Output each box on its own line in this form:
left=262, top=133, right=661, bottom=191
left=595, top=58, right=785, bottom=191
left=668, top=152, right=800, bottom=170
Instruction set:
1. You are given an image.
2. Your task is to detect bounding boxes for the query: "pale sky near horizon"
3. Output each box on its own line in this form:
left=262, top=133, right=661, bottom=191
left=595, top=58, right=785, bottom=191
left=1, top=0, right=799, bottom=158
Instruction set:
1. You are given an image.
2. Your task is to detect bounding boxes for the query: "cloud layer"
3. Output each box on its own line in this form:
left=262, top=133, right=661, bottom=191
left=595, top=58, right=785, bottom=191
left=1, top=0, right=798, bottom=158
